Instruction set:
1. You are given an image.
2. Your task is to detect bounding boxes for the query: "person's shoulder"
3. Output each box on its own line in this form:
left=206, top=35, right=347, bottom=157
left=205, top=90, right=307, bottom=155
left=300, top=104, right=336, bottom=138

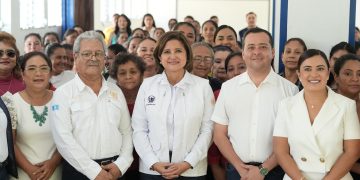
left=54, top=77, right=76, bottom=94
left=189, top=73, right=209, bottom=85
left=141, top=74, right=162, bottom=87
left=330, top=89, right=355, bottom=105
left=274, top=73, right=298, bottom=90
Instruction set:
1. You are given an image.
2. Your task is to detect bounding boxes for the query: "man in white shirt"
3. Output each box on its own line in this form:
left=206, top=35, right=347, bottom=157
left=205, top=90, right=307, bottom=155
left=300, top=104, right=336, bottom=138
left=50, top=31, right=133, bottom=180
left=212, top=28, right=298, bottom=180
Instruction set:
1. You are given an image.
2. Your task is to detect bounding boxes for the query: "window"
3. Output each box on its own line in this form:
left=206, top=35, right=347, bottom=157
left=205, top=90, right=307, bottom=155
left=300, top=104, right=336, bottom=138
left=100, top=0, right=123, bottom=23
left=47, top=0, right=62, bottom=26
left=0, top=0, right=11, bottom=31
left=19, top=0, right=62, bottom=29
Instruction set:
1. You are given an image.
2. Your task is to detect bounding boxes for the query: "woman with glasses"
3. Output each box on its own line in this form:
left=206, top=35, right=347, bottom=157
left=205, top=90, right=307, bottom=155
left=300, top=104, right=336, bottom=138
left=191, top=42, right=221, bottom=91
left=4, top=52, right=62, bottom=180
left=0, top=32, right=25, bottom=96
left=45, top=43, right=75, bottom=88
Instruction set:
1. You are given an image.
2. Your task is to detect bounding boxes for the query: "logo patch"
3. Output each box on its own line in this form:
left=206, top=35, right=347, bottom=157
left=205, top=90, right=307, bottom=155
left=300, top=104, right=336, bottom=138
left=52, top=104, right=59, bottom=111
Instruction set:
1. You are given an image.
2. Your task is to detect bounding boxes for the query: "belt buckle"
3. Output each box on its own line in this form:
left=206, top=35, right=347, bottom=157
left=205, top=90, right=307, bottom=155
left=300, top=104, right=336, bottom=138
left=100, top=159, right=113, bottom=166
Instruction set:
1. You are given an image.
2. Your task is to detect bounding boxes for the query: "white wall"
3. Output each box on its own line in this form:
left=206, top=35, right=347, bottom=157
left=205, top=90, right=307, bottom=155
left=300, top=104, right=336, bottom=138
left=177, top=0, right=270, bottom=33
left=357, top=0, right=360, bottom=27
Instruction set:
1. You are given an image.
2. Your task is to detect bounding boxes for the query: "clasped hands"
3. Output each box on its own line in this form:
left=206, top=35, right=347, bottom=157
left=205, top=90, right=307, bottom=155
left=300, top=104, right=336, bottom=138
left=152, top=161, right=191, bottom=179
left=238, top=164, right=265, bottom=180
left=95, top=163, right=122, bottom=180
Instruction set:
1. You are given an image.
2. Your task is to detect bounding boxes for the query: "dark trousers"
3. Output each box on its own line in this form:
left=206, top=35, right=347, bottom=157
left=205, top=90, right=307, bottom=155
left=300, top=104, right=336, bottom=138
left=62, top=160, right=125, bottom=180
left=225, top=163, right=284, bottom=180
left=0, top=167, right=9, bottom=180
left=140, top=172, right=206, bottom=180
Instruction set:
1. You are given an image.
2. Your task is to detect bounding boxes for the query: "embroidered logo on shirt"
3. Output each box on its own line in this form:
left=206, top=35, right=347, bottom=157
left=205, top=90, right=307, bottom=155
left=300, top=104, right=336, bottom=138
left=52, top=104, right=59, bottom=111
left=147, top=95, right=156, bottom=105
left=110, top=91, right=118, bottom=100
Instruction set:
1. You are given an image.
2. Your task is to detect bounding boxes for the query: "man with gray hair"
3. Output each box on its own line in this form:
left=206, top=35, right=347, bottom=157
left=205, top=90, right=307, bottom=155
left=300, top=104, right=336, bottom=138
left=50, top=31, right=133, bottom=179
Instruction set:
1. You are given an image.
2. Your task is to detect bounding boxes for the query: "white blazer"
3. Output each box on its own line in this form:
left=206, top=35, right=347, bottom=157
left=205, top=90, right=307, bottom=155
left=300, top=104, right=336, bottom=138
left=132, top=72, right=214, bottom=177
left=274, top=88, right=360, bottom=180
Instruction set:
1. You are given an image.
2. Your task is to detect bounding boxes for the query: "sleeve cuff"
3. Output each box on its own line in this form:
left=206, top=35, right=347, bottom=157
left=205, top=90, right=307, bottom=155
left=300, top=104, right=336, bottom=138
left=84, top=161, right=102, bottom=180
left=113, top=157, right=132, bottom=175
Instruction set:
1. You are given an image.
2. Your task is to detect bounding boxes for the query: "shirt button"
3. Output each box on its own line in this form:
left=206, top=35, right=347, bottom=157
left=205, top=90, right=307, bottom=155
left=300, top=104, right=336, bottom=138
left=320, top=158, right=325, bottom=163
left=301, top=157, right=307, bottom=162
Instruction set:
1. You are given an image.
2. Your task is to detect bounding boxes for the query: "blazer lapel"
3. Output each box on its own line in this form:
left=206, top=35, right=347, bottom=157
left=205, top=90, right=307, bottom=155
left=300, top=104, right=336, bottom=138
left=312, top=90, right=339, bottom=136
left=0, top=98, right=18, bottom=178
left=290, top=92, right=321, bottom=154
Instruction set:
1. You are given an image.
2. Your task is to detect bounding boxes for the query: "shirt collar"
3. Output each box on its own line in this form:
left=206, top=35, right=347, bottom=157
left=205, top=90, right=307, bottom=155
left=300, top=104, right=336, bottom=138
left=159, top=71, right=194, bottom=90
left=237, top=69, right=278, bottom=86
left=74, top=74, right=108, bottom=94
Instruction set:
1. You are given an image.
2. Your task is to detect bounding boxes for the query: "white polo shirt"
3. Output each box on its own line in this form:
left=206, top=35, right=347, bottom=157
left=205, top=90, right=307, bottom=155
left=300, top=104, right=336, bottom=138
left=50, top=74, right=133, bottom=179
left=211, top=70, right=298, bottom=163
left=0, top=108, right=7, bottom=162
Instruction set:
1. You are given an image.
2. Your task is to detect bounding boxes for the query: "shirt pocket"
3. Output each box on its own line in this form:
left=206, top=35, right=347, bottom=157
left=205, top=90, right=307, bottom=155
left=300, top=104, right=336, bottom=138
left=107, top=99, right=123, bottom=127
left=70, top=102, right=94, bottom=130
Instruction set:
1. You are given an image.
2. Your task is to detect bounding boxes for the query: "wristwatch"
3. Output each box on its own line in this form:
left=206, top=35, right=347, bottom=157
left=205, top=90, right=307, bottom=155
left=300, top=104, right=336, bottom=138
left=258, top=164, right=269, bottom=176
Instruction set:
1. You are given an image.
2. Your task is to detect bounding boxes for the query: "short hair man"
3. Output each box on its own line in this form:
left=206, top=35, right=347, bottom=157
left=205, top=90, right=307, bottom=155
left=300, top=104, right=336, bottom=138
left=50, top=31, right=133, bottom=179
left=238, top=12, right=257, bottom=42
left=212, top=28, right=298, bottom=180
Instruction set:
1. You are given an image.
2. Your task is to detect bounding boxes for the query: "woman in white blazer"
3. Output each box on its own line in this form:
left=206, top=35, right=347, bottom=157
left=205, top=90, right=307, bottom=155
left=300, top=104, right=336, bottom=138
left=273, top=49, right=360, bottom=180
left=132, top=31, right=214, bottom=180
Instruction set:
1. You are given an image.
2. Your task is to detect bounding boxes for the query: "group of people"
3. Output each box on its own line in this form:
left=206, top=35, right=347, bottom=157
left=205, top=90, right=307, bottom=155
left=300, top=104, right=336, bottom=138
left=0, top=11, right=360, bottom=180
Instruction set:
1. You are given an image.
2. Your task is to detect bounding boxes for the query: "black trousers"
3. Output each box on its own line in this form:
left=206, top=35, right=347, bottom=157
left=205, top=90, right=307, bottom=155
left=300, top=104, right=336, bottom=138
left=0, top=166, right=9, bottom=180
left=225, top=163, right=284, bottom=180
left=62, top=160, right=126, bottom=180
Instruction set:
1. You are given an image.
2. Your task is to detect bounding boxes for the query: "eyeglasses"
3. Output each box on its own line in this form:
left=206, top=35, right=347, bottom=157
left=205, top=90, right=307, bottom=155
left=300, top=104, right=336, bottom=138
left=79, top=50, right=106, bottom=59
left=193, top=56, right=213, bottom=64
left=0, top=49, right=16, bottom=58
left=25, top=66, right=51, bottom=74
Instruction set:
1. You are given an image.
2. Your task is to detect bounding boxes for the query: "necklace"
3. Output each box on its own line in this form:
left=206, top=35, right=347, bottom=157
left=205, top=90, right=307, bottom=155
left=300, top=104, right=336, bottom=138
left=25, top=90, right=49, bottom=126
left=30, top=105, right=48, bottom=126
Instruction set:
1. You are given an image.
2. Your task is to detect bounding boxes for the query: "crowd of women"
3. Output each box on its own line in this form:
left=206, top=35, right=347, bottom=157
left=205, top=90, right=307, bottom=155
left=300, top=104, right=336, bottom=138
left=0, top=12, right=360, bottom=180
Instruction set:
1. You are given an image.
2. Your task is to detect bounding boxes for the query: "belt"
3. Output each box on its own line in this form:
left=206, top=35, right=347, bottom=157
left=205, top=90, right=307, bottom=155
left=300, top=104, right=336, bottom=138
left=94, top=155, right=119, bottom=166
left=0, top=159, right=8, bottom=169
left=245, top=162, right=262, bottom=166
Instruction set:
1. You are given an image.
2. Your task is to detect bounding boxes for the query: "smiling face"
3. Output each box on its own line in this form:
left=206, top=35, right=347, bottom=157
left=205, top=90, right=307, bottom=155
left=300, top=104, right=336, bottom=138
left=0, top=42, right=17, bottom=73
left=191, top=45, right=213, bottom=78
left=282, top=40, right=305, bottom=71
left=298, top=55, right=329, bottom=92
left=160, top=39, right=187, bottom=73
left=215, top=28, right=237, bottom=50
left=136, top=39, right=156, bottom=68
left=50, top=47, right=67, bottom=75
left=74, top=39, right=105, bottom=79
left=22, top=55, right=51, bottom=90
left=335, top=60, right=360, bottom=97
left=242, top=32, right=274, bottom=73
left=176, top=25, right=195, bottom=45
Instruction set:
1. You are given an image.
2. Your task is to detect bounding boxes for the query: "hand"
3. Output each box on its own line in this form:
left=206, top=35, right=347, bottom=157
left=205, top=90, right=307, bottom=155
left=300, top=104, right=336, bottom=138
left=33, top=160, right=57, bottom=180
left=161, top=162, right=191, bottom=179
left=26, top=165, right=42, bottom=180
left=242, top=165, right=264, bottom=180
left=102, top=163, right=122, bottom=179
left=152, top=162, right=174, bottom=176
left=95, top=169, right=114, bottom=180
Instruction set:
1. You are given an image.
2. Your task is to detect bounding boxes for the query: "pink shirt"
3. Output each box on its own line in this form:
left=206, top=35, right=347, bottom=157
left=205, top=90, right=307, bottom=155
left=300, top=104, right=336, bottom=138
left=0, top=76, right=25, bottom=96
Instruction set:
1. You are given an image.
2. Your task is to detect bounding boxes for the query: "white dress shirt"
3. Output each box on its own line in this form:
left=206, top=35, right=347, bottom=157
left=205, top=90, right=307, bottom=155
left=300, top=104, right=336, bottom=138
left=50, top=70, right=75, bottom=88
left=211, top=70, right=298, bottom=163
left=0, top=108, right=7, bottom=162
left=132, top=71, right=214, bottom=176
left=274, top=88, right=360, bottom=180
left=50, top=74, right=133, bottom=179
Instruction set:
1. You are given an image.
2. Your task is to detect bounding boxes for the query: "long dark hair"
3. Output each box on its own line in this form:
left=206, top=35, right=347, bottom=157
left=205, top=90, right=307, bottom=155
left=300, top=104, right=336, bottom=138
left=114, top=14, right=132, bottom=37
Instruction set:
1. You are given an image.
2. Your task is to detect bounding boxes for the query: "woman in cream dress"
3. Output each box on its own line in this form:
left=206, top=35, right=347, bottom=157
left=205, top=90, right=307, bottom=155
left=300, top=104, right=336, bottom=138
left=5, top=52, right=62, bottom=180
left=273, top=49, right=360, bottom=180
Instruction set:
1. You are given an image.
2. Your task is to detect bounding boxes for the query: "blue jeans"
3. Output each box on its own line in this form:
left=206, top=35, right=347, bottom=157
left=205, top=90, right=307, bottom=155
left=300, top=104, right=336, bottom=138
left=226, top=163, right=284, bottom=180
left=0, top=167, right=9, bottom=180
